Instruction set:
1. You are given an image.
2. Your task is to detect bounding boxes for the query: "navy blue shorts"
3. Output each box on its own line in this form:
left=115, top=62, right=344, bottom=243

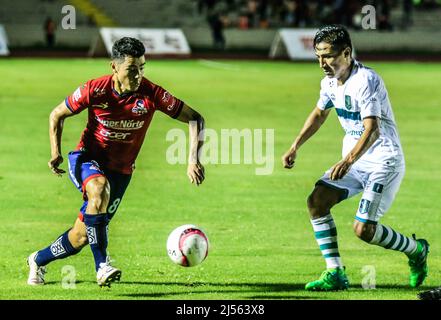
left=67, top=150, right=132, bottom=221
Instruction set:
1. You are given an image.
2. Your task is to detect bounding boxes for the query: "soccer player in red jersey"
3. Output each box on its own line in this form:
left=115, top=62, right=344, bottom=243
left=27, top=37, right=205, bottom=287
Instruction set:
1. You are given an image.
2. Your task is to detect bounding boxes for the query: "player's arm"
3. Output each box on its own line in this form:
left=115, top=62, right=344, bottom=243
left=175, top=103, right=205, bottom=186
left=48, top=101, right=75, bottom=176
left=330, top=116, right=380, bottom=180
left=282, top=106, right=331, bottom=169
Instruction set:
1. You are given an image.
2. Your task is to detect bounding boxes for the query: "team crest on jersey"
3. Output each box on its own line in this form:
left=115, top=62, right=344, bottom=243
left=132, top=100, right=148, bottom=115
left=345, top=95, right=352, bottom=110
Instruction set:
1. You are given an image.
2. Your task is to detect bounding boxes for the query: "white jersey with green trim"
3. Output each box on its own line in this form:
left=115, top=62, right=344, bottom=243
left=316, top=60, right=405, bottom=170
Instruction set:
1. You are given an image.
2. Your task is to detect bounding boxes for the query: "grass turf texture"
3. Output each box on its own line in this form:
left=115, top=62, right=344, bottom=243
left=0, top=59, right=440, bottom=300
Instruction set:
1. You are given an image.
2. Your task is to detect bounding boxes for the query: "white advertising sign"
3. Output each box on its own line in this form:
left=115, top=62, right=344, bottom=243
left=0, top=25, right=10, bottom=56
left=269, top=29, right=318, bottom=60
left=90, top=28, right=191, bottom=56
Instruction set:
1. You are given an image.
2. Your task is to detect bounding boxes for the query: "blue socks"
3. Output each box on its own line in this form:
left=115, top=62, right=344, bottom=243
left=35, top=229, right=80, bottom=266
left=83, top=213, right=109, bottom=271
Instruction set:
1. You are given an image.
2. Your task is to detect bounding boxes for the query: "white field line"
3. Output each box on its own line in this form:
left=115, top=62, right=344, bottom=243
left=197, top=59, right=242, bottom=72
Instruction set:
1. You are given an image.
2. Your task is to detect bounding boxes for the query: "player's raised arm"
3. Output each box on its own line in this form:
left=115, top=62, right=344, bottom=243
left=175, top=103, right=205, bottom=186
left=282, top=106, right=331, bottom=169
left=48, top=101, right=75, bottom=176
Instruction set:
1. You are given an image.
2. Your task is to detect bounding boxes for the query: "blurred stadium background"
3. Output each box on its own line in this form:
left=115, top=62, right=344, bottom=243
left=1, top=0, right=441, bottom=58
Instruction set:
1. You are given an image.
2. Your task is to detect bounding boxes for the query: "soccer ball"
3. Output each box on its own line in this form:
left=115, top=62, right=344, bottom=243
left=167, top=224, right=209, bottom=267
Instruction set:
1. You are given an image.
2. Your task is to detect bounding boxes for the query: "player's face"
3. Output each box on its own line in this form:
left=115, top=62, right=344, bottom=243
left=315, top=42, right=351, bottom=80
left=112, top=55, right=146, bottom=93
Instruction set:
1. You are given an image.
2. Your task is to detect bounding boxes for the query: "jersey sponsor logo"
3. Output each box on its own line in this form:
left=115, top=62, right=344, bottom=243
left=162, top=91, right=176, bottom=111
left=92, top=103, right=109, bottom=109
left=73, top=87, right=82, bottom=102
left=346, top=129, right=364, bottom=136
left=132, top=100, right=148, bottom=115
left=96, top=116, right=144, bottom=130
left=50, top=236, right=67, bottom=257
left=99, top=129, right=132, bottom=140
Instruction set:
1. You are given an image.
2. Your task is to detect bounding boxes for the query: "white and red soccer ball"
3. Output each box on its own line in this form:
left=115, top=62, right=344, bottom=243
left=167, top=224, right=209, bottom=267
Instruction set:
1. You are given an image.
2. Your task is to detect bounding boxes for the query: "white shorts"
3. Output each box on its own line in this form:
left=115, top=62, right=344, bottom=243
left=316, top=164, right=405, bottom=224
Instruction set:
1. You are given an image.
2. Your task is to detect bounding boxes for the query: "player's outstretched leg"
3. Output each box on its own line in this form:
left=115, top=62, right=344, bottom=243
left=366, top=223, right=429, bottom=288
left=418, top=286, right=441, bottom=300
left=27, top=251, right=47, bottom=285
left=27, top=228, right=82, bottom=285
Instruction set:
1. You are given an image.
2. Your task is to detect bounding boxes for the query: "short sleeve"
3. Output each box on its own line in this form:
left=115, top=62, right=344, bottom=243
left=153, top=85, right=184, bottom=118
left=317, top=81, right=334, bottom=110
left=65, top=81, right=91, bottom=114
left=358, top=75, right=382, bottom=119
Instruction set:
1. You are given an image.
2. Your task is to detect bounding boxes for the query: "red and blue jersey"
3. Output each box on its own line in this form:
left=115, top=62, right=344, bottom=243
left=65, top=75, right=184, bottom=174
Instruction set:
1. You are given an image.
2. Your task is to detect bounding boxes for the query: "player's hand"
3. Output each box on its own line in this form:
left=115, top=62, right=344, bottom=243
left=187, top=162, right=204, bottom=186
left=282, top=148, right=297, bottom=169
left=330, top=158, right=352, bottom=180
left=48, top=155, right=66, bottom=177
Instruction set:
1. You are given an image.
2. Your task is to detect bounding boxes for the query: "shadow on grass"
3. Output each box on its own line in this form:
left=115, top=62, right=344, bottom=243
left=117, top=282, right=323, bottom=299
left=41, top=280, right=432, bottom=299
left=115, top=281, right=434, bottom=299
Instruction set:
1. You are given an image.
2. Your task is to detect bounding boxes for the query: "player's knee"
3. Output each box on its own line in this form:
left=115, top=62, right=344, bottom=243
left=86, top=177, right=110, bottom=211
left=69, top=229, right=88, bottom=249
left=307, top=191, right=329, bottom=219
left=353, top=222, right=375, bottom=242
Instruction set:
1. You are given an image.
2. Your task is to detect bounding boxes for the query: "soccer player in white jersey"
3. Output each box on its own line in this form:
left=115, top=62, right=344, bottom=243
left=282, top=25, right=429, bottom=291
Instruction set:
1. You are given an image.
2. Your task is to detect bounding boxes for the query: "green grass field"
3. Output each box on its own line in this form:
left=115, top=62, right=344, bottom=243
left=0, top=58, right=440, bottom=300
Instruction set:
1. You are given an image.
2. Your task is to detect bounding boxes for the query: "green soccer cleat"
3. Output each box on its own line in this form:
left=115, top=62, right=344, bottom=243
left=408, top=235, right=430, bottom=288
left=305, top=267, right=349, bottom=291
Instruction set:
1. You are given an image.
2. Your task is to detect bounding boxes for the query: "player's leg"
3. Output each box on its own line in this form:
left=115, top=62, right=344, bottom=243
left=352, top=170, right=429, bottom=287
left=27, top=151, right=107, bottom=285
left=304, top=169, right=362, bottom=291
left=85, top=170, right=131, bottom=287
left=27, top=220, right=84, bottom=285
left=81, top=175, right=115, bottom=281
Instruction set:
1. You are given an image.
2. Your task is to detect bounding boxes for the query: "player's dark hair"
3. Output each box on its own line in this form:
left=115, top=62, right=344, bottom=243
left=314, top=24, right=352, bottom=54
left=111, top=37, right=145, bottom=62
